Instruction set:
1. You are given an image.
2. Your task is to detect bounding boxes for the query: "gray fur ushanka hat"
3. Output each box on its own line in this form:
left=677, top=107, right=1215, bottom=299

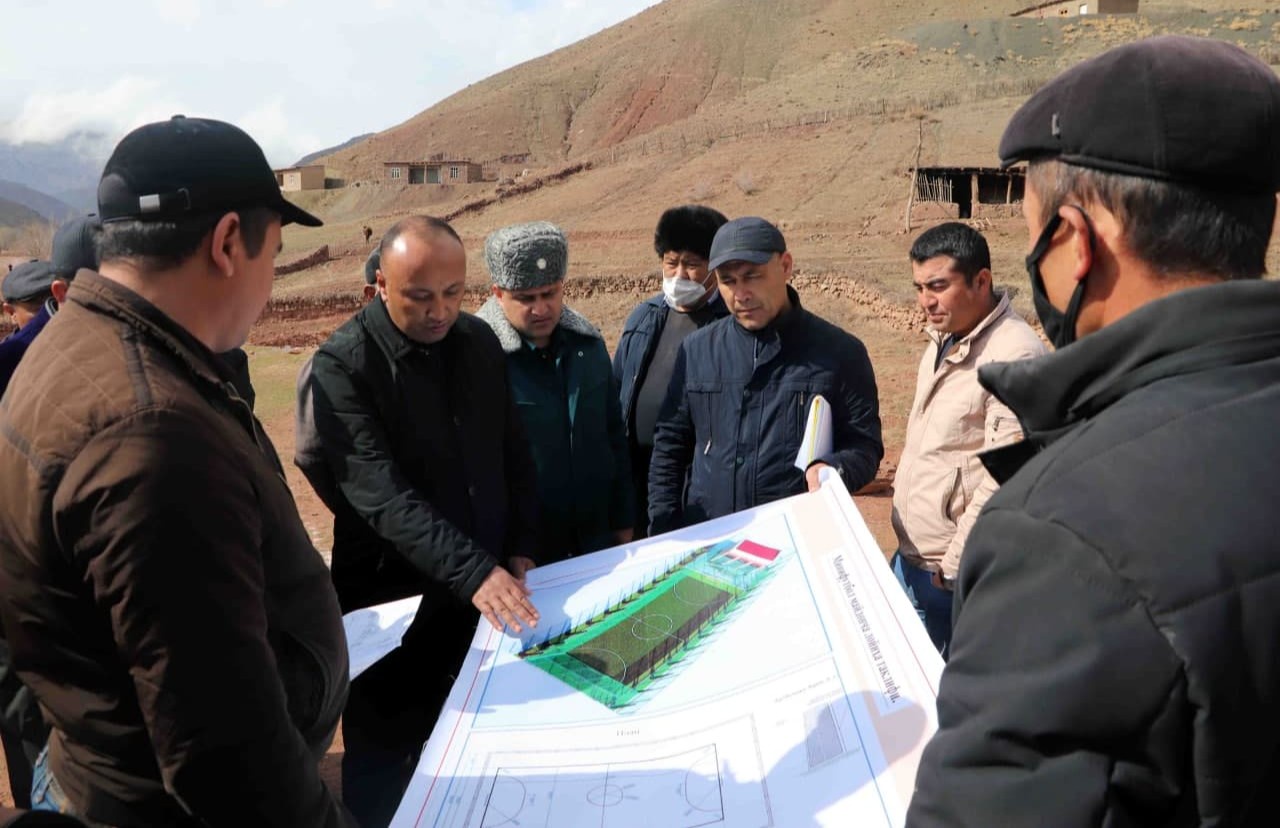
left=484, top=221, right=568, bottom=291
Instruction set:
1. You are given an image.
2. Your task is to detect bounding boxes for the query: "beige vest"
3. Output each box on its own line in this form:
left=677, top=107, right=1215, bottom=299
left=891, top=293, right=1046, bottom=577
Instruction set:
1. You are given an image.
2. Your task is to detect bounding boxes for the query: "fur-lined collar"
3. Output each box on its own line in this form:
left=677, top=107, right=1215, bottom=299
left=475, top=295, right=601, bottom=354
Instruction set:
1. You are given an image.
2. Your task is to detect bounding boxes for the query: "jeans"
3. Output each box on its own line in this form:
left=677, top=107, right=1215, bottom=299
left=892, top=553, right=954, bottom=660
left=30, top=746, right=73, bottom=814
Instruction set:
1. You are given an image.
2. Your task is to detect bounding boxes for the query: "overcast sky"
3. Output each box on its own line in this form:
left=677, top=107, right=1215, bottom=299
left=0, top=0, right=661, bottom=166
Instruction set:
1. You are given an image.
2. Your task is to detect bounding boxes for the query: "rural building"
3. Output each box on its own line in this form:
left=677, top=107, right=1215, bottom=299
left=383, top=159, right=484, bottom=185
left=274, top=165, right=325, bottom=192
left=913, top=166, right=1025, bottom=219
left=1013, top=0, right=1138, bottom=18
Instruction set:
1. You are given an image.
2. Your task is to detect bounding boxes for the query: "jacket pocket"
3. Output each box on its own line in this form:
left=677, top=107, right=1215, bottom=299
left=943, top=467, right=964, bottom=525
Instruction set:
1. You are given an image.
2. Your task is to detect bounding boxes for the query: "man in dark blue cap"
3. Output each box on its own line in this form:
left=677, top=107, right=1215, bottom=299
left=910, top=37, right=1280, bottom=826
left=647, top=215, right=883, bottom=534
left=0, top=261, right=63, bottom=397
left=0, top=116, right=353, bottom=826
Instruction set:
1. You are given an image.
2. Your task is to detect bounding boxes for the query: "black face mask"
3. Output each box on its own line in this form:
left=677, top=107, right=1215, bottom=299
left=1025, top=207, right=1094, bottom=349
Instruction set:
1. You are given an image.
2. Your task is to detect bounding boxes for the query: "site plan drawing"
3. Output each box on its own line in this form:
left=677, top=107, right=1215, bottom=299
left=389, top=477, right=945, bottom=827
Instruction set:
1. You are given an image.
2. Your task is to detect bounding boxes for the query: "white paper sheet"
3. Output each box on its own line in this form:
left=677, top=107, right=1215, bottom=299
left=342, top=594, right=422, bottom=680
left=794, top=394, right=834, bottom=471
left=390, top=478, right=943, bottom=827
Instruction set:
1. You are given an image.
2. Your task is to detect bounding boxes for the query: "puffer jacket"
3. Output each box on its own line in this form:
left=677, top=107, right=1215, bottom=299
left=891, top=292, right=1045, bottom=578
left=648, top=287, right=883, bottom=533
left=304, top=297, right=541, bottom=617
left=0, top=272, right=350, bottom=827
left=909, top=279, right=1280, bottom=826
left=477, top=298, right=632, bottom=559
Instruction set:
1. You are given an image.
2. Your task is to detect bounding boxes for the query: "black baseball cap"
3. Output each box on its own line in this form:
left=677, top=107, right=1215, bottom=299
left=1000, top=36, right=1280, bottom=194
left=2, top=260, right=56, bottom=303
left=50, top=214, right=101, bottom=280
left=364, top=247, right=380, bottom=285
left=708, top=217, right=787, bottom=272
left=98, top=115, right=323, bottom=227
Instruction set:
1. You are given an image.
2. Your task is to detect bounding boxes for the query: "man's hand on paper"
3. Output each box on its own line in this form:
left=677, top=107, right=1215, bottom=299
left=805, top=462, right=833, bottom=492
left=473, top=564, right=539, bottom=633
left=614, top=528, right=634, bottom=545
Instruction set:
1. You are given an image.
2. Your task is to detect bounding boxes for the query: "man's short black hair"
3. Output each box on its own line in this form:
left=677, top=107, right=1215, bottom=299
left=654, top=205, right=729, bottom=260
left=1029, top=160, right=1274, bottom=281
left=97, top=207, right=278, bottom=271
left=380, top=215, right=462, bottom=258
left=909, top=222, right=992, bottom=282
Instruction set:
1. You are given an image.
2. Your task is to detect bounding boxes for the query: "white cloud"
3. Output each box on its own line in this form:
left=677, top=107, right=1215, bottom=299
left=1, top=76, right=186, bottom=147
left=153, top=0, right=202, bottom=27
left=236, top=98, right=323, bottom=167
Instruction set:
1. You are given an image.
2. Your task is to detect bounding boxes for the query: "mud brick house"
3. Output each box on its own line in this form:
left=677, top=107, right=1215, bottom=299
left=913, top=166, right=1025, bottom=219
left=1013, top=0, right=1138, bottom=18
left=274, top=165, right=325, bottom=192
left=383, top=159, right=484, bottom=185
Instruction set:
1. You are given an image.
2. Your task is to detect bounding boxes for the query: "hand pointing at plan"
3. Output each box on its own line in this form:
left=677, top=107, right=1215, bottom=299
left=472, top=564, right=540, bottom=633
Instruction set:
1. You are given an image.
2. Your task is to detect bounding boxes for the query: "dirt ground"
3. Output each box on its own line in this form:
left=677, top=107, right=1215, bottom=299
left=0, top=272, right=924, bottom=810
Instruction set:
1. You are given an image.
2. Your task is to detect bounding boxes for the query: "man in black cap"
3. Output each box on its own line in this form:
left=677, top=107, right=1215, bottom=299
left=613, top=205, right=730, bottom=538
left=0, top=116, right=353, bottom=826
left=910, top=37, right=1280, bottom=826
left=647, top=216, right=883, bottom=534
left=304, top=214, right=541, bottom=827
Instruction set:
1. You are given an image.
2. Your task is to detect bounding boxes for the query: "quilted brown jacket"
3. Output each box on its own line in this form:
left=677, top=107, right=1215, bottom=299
left=0, top=272, right=351, bottom=827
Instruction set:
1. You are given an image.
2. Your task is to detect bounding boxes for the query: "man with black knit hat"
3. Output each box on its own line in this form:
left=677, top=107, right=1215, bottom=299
left=477, top=221, right=632, bottom=560
left=910, top=37, right=1280, bottom=826
left=612, top=205, right=730, bottom=537
left=0, top=116, right=352, bottom=826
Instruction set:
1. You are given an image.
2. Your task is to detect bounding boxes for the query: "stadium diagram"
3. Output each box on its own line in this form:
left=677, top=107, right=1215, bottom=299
left=520, top=537, right=788, bottom=708
left=479, top=745, right=726, bottom=828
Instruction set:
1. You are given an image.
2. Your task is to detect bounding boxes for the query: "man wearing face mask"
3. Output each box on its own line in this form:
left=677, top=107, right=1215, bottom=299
left=910, top=37, right=1280, bottom=826
left=612, top=205, right=729, bottom=537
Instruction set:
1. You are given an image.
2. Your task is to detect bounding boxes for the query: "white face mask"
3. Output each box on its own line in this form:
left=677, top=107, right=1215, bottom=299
left=662, top=274, right=713, bottom=309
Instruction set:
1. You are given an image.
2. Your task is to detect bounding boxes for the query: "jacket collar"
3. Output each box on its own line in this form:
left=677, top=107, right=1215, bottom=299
left=362, top=295, right=435, bottom=361
left=474, top=295, right=601, bottom=354
left=929, top=291, right=1015, bottom=367
left=981, top=279, right=1280, bottom=444
left=68, top=270, right=235, bottom=394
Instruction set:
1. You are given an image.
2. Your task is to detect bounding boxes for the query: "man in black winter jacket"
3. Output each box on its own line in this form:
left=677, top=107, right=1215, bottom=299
left=648, top=217, right=882, bottom=534
left=304, top=215, right=541, bottom=827
left=909, top=37, right=1280, bottom=827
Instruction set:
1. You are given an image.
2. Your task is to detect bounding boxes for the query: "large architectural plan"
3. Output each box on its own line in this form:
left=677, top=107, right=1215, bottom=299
left=388, top=477, right=944, bottom=827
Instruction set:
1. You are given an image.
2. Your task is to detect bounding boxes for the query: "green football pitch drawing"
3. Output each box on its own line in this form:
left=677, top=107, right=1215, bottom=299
left=519, top=537, right=785, bottom=709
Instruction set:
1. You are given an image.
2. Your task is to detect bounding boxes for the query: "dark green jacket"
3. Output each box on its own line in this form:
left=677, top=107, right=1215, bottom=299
left=477, top=297, right=632, bottom=561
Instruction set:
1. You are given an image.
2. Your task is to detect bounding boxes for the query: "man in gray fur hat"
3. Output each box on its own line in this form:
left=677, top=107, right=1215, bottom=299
left=477, top=221, right=633, bottom=561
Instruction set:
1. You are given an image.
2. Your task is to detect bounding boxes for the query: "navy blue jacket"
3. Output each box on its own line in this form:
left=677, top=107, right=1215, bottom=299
left=648, top=287, right=882, bottom=534
left=0, top=303, right=52, bottom=399
left=612, top=293, right=730, bottom=440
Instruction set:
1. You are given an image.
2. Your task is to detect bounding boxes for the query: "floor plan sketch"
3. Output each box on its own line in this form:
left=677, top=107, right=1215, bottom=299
left=479, top=746, right=725, bottom=828
left=389, top=478, right=945, bottom=827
